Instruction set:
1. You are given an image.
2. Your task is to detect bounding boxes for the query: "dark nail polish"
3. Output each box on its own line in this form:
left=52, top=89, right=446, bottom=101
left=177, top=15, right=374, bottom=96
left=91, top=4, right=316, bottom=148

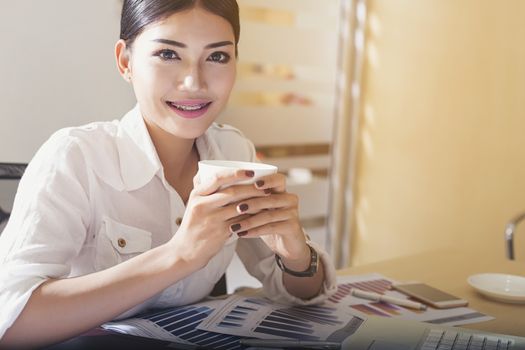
left=237, top=231, right=248, bottom=237
left=238, top=203, right=249, bottom=212
left=264, top=188, right=272, bottom=194
left=245, top=170, right=255, bottom=177
left=256, top=180, right=265, bottom=188
left=230, top=223, right=241, bottom=232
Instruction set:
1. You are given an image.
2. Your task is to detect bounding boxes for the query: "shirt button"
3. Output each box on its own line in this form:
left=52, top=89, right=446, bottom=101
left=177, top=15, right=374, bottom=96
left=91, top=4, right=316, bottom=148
left=175, top=217, right=183, bottom=226
left=117, top=238, right=126, bottom=248
left=217, top=124, right=224, bottom=128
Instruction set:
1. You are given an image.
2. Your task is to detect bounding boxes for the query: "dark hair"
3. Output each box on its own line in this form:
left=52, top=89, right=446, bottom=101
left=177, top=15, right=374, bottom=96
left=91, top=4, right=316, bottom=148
left=120, top=0, right=240, bottom=56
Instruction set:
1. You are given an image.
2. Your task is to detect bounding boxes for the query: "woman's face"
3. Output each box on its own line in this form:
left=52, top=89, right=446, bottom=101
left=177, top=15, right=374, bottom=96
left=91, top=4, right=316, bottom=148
left=120, top=7, right=237, bottom=139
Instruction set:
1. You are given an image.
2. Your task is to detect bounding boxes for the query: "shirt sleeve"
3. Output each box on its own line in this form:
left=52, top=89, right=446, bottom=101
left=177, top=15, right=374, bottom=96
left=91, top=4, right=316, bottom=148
left=235, top=238, right=337, bottom=305
left=0, top=130, right=91, bottom=339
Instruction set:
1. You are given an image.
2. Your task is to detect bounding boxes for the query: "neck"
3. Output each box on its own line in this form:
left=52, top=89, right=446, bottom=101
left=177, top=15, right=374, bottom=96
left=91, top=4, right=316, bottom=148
left=143, top=118, right=198, bottom=178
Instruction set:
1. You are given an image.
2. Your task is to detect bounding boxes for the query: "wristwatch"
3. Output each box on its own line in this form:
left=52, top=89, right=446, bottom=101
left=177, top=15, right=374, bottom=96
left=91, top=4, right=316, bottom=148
left=275, top=243, right=319, bottom=277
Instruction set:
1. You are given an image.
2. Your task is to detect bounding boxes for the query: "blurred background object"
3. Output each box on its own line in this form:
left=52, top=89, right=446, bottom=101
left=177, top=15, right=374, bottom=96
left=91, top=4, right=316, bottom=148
left=331, top=0, right=525, bottom=267
left=0, top=163, right=26, bottom=234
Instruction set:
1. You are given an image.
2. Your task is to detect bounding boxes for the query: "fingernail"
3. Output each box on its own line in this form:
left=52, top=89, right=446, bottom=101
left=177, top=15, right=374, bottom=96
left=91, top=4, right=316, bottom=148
left=245, top=170, right=255, bottom=177
left=256, top=180, right=265, bottom=188
left=237, top=231, right=248, bottom=237
left=238, top=203, right=249, bottom=212
left=230, top=223, right=242, bottom=232
left=264, top=188, right=272, bottom=194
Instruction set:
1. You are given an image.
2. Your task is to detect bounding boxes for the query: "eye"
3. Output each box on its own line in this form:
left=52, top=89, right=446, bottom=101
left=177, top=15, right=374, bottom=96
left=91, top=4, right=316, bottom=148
left=207, top=51, right=231, bottom=64
left=154, top=49, right=180, bottom=61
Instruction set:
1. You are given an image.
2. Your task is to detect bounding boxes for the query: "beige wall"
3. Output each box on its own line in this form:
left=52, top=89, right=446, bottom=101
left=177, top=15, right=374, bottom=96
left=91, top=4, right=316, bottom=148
left=0, top=1, right=135, bottom=163
left=350, top=0, right=525, bottom=265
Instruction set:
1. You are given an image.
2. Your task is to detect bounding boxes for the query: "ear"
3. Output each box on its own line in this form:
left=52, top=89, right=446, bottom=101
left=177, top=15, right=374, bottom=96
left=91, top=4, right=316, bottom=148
left=115, top=39, right=132, bottom=82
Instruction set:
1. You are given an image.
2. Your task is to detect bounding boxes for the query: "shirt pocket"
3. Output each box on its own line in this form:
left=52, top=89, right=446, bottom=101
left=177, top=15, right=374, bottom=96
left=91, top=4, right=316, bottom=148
left=94, top=216, right=152, bottom=271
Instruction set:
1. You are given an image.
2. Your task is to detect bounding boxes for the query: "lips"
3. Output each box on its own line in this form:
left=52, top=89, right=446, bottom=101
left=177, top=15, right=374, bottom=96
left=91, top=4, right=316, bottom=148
left=167, top=100, right=212, bottom=119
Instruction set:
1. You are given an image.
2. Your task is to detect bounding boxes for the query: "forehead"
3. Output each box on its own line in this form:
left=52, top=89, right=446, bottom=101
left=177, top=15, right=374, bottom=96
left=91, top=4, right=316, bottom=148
left=137, top=7, right=235, bottom=43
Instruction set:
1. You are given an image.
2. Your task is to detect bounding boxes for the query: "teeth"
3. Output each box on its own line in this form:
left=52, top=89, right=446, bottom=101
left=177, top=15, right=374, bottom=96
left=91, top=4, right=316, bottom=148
left=170, top=102, right=208, bottom=111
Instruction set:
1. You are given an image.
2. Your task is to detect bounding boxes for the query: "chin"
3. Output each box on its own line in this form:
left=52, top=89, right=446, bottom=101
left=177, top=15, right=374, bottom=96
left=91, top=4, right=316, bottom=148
left=167, top=119, right=215, bottom=140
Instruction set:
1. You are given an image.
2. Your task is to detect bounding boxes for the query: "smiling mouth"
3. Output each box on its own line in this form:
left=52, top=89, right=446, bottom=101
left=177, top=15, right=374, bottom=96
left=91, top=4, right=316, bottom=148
left=166, top=100, right=213, bottom=119
left=167, top=101, right=212, bottom=111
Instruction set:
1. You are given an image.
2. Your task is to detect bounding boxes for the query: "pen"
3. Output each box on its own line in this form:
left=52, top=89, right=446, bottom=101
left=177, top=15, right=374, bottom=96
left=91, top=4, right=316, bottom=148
left=350, top=288, right=427, bottom=310
left=239, top=338, right=340, bottom=349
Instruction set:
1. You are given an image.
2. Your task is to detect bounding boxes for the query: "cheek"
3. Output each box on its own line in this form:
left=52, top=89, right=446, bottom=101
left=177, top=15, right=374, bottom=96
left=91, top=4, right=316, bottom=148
left=133, top=65, right=174, bottom=98
left=209, top=68, right=236, bottom=98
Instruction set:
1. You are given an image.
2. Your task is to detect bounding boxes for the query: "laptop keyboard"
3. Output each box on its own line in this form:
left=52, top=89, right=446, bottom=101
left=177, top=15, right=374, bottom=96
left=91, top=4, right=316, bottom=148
left=421, top=329, right=513, bottom=350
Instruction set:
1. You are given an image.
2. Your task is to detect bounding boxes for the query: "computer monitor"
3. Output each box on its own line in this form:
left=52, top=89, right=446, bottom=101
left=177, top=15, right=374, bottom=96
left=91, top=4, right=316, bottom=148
left=0, top=163, right=27, bottom=235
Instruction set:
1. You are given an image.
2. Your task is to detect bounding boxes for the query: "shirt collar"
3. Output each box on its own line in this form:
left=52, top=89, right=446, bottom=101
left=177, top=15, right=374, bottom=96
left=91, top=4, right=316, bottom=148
left=116, top=105, right=161, bottom=191
left=116, top=104, right=224, bottom=191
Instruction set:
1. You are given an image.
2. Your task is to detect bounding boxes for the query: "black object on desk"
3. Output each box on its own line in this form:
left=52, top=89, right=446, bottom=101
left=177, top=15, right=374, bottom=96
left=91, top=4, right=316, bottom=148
left=41, top=328, right=209, bottom=350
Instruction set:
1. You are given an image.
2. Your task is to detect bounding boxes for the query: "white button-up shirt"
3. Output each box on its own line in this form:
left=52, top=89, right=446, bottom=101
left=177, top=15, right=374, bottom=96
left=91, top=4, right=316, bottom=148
left=0, top=105, right=337, bottom=339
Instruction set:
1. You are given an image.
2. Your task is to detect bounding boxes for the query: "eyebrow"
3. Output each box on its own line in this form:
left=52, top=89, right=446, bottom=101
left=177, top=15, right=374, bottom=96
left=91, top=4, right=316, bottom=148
left=152, top=39, right=234, bottom=49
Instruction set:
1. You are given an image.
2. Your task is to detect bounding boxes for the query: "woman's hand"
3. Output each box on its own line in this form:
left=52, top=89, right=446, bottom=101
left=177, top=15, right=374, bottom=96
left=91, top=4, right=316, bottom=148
left=228, top=173, right=310, bottom=265
left=167, top=169, right=269, bottom=270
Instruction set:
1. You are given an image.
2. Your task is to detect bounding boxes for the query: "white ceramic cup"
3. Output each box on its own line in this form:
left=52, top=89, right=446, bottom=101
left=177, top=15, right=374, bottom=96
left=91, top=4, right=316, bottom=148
left=198, top=160, right=278, bottom=187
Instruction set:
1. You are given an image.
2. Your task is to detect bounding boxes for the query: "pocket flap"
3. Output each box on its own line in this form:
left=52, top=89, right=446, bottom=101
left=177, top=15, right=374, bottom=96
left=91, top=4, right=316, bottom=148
left=102, top=217, right=152, bottom=254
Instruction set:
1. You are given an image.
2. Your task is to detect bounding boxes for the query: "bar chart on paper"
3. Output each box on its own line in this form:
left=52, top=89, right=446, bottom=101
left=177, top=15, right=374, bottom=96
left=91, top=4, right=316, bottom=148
left=330, top=274, right=493, bottom=326
left=198, top=295, right=362, bottom=341
left=103, top=300, right=243, bottom=350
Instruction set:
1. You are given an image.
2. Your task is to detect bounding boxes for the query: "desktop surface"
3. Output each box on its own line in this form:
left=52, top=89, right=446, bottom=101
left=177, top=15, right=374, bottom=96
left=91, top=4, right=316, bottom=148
left=339, top=247, right=525, bottom=337
left=42, top=247, right=525, bottom=349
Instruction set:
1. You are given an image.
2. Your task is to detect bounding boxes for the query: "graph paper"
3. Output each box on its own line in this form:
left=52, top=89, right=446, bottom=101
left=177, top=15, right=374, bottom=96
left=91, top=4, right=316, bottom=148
left=198, top=295, right=362, bottom=341
left=329, top=273, right=493, bottom=326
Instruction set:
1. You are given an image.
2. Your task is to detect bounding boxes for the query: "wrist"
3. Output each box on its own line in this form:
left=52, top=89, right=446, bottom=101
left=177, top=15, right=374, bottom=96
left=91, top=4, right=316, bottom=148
left=161, top=241, right=202, bottom=277
left=280, top=243, right=311, bottom=271
left=276, top=243, right=319, bottom=278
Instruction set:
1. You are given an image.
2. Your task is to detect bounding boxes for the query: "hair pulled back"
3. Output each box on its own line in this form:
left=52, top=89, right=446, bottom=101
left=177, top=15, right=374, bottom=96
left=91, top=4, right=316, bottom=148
left=120, top=0, right=240, bottom=55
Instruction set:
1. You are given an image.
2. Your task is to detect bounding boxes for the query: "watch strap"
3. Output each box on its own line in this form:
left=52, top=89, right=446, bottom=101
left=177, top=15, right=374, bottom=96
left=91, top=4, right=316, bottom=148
left=275, top=243, right=319, bottom=277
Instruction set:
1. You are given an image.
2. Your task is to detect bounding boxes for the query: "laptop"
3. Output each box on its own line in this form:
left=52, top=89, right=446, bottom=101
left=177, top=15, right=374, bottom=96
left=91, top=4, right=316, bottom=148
left=338, top=315, right=525, bottom=350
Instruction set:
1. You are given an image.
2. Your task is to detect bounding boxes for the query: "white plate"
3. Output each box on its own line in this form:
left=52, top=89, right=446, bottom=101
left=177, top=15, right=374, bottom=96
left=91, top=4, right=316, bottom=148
left=467, top=273, right=525, bottom=304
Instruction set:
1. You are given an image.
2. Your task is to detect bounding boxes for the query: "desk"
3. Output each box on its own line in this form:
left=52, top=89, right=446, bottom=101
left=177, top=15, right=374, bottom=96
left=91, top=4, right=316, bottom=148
left=45, top=248, right=524, bottom=349
left=338, top=248, right=525, bottom=337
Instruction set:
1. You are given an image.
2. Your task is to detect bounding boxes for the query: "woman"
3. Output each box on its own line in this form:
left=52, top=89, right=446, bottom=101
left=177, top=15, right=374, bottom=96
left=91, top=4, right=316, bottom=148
left=0, top=0, right=337, bottom=348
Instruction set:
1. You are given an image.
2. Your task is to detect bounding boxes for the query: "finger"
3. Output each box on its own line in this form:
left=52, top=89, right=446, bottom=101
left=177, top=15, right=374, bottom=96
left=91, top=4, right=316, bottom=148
left=235, top=193, right=297, bottom=215
left=213, top=204, right=253, bottom=223
left=229, top=208, right=297, bottom=235
left=237, top=220, right=300, bottom=239
left=194, top=169, right=255, bottom=196
left=209, top=183, right=270, bottom=208
left=253, top=173, right=287, bottom=193
left=203, top=211, right=252, bottom=237
left=193, top=173, right=201, bottom=188
left=187, top=183, right=268, bottom=219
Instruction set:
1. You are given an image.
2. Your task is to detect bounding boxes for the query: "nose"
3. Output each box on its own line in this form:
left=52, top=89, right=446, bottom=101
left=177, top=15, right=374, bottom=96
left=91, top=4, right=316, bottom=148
left=177, top=66, right=203, bottom=92
left=183, top=76, right=197, bottom=91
